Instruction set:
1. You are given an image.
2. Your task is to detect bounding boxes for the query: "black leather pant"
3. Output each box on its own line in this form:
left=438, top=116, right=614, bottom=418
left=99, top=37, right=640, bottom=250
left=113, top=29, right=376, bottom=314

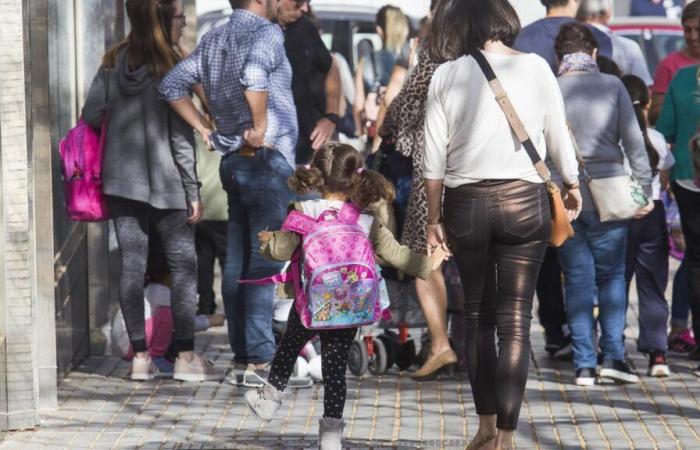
left=444, top=180, right=550, bottom=431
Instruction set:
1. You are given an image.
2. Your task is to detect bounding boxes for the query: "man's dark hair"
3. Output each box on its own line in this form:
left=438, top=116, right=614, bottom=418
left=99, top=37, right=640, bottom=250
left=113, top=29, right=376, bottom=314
left=229, top=0, right=251, bottom=9
left=427, top=0, right=521, bottom=63
left=554, top=22, right=598, bottom=61
left=540, top=0, right=572, bottom=10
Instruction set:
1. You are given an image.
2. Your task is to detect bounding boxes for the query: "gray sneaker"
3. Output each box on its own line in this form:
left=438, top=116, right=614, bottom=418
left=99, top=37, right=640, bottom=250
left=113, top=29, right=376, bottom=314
left=319, top=417, right=344, bottom=450
left=245, top=383, right=284, bottom=422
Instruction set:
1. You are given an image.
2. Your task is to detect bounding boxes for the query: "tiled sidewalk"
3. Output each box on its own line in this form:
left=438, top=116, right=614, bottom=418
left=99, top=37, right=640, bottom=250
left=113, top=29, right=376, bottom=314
left=3, top=301, right=700, bottom=449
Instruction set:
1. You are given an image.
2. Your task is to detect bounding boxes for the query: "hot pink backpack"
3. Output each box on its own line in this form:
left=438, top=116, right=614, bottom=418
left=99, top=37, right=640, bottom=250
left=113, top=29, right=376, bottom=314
left=59, top=118, right=109, bottom=221
left=283, top=203, right=383, bottom=330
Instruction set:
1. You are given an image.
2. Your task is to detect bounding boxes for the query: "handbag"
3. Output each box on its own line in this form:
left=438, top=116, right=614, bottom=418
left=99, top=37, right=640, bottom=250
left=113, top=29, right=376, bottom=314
left=471, top=51, right=574, bottom=247
left=568, top=128, right=648, bottom=222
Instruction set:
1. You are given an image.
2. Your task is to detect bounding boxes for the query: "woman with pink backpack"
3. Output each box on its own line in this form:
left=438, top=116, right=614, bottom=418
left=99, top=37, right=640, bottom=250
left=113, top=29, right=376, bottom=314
left=81, top=0, right=220, bottom=382
left=243, top=143, right=448, bottom=449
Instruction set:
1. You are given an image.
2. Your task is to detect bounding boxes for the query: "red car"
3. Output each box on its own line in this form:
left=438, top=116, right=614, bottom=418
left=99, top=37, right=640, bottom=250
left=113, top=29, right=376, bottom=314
left=609, top=17, right=685, bottom=77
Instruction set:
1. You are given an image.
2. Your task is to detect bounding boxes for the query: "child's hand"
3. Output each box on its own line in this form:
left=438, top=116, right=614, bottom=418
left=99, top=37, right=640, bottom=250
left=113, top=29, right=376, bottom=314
left=427, top=243, right=451, bottom=271
left=258, top=230, right=273, bottom=244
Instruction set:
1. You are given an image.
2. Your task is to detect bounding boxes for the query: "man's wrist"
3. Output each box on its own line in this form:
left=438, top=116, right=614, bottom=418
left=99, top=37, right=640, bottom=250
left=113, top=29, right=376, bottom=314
left=324, top=113, right=340, bottom=125
left=564, top=180, right=580, bottom=190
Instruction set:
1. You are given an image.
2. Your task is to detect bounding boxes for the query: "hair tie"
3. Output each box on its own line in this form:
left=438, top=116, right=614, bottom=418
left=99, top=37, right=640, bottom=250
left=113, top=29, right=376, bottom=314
left=303, top=164, right=311, bottom=170
left=356, top=168, right=365, bottom=175
left=632, top=100, right=641, bottom=106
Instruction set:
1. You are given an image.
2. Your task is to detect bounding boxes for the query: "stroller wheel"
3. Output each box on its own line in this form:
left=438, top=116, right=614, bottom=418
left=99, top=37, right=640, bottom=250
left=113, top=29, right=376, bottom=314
left=396, top=339, right=416, bottom=371
left=377, top=334, right=397, bottom=370
left=348, top=340, right=368, bottom=376
left=368, top=337, right=388, bottom=375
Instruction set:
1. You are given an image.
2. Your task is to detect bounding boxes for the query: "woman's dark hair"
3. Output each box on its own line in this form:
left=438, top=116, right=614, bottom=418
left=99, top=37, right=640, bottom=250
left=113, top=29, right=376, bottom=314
left=289, top=143, right=395, bottom=209
left=541, top=0, right=570, bottom=9
left=427, top=0, right=521, bottom=63
left=597, top=55, right=621, bottom=77
left=622, top=75, right=660, bottom=174
left=683, top=0, right=700, bottom=23
left=554, top=22, right=598, bottom=61
left=103, top=0, right=181, bottom=79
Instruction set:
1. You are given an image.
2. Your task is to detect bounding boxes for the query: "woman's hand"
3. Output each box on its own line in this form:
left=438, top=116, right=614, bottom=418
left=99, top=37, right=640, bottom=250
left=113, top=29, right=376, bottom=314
left=634, top=199, right=655, bottom=219
left=258, top=230, right=273, bottom=244
left=187, top=201, right=203, bottom=224
left=562, top=186, right=583, bottom=222
left=426, top=223, right=446, bottom=248
left=427, top=242, right=451, bottom=271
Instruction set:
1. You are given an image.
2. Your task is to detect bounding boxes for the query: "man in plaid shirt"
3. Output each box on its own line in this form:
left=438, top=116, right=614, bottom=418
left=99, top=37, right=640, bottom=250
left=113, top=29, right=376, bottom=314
left=160, top=0, right=298, bottom=385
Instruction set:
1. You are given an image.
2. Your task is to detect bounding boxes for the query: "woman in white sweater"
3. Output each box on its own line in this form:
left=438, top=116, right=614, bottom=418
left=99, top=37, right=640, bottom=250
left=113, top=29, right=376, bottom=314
left=423, top=1, right=581, bottom=448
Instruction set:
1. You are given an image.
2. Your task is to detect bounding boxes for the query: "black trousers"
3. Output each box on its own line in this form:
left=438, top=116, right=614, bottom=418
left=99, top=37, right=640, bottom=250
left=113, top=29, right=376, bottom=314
left=444, top=180, right=550, bottom=431
left=536, top=248, right=568, bottom=345
left=625, top=200, right=670, bottom=353
left=672, top=182, right=700, bottom=345
left=267, top=306, right=357, bottom=419
left=195, top=220, right=228, bottom=315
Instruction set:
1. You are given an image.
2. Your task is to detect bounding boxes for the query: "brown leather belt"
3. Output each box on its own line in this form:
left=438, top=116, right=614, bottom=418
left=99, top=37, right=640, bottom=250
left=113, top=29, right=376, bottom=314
left=238, top=145, right=257, bottom=157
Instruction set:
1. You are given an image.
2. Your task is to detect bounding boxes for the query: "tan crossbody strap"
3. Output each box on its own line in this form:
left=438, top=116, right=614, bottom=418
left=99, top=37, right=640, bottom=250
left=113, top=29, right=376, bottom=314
left=470, top=50, right=552, bottom=183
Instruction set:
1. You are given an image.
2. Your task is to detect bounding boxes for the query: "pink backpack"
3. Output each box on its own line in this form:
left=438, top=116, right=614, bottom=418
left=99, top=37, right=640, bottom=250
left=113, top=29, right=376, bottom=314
left=283, top=203, right=382, bottom=330
left=59, top=118, right=109, bottom=221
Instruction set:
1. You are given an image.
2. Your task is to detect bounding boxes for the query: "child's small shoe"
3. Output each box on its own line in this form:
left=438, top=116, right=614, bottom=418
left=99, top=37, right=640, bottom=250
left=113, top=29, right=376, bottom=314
left=152, top=356, right=174, bottom=377
left=319, top=417, right=345, bottom=450
left=245, top=383, right=284, bottom=422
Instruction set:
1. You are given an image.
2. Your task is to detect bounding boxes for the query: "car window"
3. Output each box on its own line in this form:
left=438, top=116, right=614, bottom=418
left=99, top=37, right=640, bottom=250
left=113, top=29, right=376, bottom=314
left=615, top=30, right=685, bottom=77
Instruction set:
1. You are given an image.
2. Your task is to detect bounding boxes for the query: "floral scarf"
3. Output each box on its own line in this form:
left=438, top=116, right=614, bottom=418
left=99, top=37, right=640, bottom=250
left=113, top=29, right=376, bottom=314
left=557, top=52, right=599, bottom=76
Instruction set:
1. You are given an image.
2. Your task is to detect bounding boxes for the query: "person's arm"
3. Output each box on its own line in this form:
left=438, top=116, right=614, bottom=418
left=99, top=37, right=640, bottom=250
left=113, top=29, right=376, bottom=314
left=260, top=230, right=300, bottom=261
left=369, top=220, right=432, bottom=280
left=160, top=45, right=212, bottom=144
left=82, top=66, right=108, bottom=128
left=243, top=90, right=269, bottom=148
left=242, top=26, right=282, bottom=149
left=543, top=71, right=580, bottom=187
left=169, top=111, right=203, bottom=223
left=422, top=70, right=450, bottom=247
left=649, top=63, right=674, bottom=125
left=353, top=58, right=366, bottom=136
left=383, top=64, right=408, bottom=108
left=310, top=60, right=341, bottom=150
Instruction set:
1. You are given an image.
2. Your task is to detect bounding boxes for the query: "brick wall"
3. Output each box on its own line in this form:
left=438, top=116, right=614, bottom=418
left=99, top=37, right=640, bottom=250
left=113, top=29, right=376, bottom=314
left=0, top=0, right=39, bottom=431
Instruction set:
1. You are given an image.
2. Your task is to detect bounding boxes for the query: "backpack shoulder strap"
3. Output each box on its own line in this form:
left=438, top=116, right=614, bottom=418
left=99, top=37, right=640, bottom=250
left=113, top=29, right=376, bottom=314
left=338, top=203, right=361, bottom=224
left=281, top=210, right=317, bottom=236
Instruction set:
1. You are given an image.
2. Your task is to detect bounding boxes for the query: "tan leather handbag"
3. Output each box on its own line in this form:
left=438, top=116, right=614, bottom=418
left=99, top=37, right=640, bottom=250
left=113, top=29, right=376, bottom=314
left=471, top=51, right=575, bottom=247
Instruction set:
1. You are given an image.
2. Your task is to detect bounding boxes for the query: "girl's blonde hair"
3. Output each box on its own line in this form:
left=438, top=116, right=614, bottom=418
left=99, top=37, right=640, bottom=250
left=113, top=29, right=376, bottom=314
left=377, top=6, right=409, bottom=54
left=288, top=143, right=395, bottom=209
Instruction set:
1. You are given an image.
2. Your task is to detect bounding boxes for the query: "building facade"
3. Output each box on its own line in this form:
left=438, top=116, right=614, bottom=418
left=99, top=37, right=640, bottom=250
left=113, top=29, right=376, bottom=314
left=0, top=0, right=206, bottom=431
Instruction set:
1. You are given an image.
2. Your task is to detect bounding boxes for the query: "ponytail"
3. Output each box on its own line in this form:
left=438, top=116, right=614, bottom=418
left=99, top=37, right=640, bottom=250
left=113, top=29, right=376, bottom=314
left=621, top=75, right=660, bottom=175
left=288, top=164, right=325, bottom=194
left=350, top=168, right=395, bottom=209
left=632, top=102, right=660, bottom=174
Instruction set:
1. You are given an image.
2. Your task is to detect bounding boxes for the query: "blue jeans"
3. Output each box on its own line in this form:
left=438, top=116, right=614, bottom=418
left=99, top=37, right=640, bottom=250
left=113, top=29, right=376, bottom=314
left=557, top=211, right=629, bottom=369
left=220, top=148, right=295, bottom=364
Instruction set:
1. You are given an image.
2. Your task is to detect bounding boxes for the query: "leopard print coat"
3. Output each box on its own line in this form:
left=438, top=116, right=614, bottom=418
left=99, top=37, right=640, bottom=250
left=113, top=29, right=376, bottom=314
left=383, top=55, right=440, bottom=254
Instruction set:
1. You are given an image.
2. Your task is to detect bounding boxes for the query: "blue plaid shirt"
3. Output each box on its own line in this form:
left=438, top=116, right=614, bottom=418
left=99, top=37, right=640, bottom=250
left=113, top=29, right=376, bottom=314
left=160, top=9, right=298, bottom=168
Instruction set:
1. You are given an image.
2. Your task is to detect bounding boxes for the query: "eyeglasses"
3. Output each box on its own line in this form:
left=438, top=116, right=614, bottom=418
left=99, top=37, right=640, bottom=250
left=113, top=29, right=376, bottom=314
left=173, top=14, right=187, bottom=25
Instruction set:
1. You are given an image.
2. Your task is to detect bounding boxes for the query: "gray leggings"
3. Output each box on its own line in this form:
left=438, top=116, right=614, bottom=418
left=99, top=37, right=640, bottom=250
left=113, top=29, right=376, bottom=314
left=109, top=196, right=197, bottom=353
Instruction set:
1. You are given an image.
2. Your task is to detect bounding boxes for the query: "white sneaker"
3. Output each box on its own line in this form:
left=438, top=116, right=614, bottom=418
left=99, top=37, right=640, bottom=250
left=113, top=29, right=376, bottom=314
left=130, top=354, right=158, bottom=381
left=173, top=354, right=222, bottom=382
left=229, top=363, right=270, bottom=387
